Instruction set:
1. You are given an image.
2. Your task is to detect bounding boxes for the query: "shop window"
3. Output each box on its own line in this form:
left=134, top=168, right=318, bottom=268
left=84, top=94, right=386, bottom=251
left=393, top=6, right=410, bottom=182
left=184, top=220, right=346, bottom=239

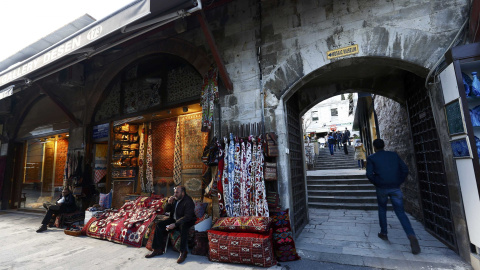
left=311, top=111, right=319, bottom=121
left=21, top=133, right=69, bottom=209
left=331, top=108, right=338, bottom=116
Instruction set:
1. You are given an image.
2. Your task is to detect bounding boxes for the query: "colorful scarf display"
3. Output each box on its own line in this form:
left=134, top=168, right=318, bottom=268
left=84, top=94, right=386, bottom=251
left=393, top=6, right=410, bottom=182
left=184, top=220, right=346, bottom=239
left=138, top=124, right=146, bottom=192
left=217, top=134, right=270, bottom=217
left=146, top=123, right=154, bottom=193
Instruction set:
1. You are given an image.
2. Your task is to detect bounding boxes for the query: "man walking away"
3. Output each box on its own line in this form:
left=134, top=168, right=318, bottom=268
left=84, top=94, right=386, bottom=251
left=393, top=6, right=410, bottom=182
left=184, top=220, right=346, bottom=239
left=344, top=127, right=351, bottom=145
left=366, top=139, right=421, bottom=255
left=336, top=132, right=342, bottom=150
left=342, top=131, right=349, bottom=155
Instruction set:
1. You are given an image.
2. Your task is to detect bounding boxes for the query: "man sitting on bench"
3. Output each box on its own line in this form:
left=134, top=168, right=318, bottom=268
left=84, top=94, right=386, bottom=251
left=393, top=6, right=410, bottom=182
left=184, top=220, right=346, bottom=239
left=145, top=185, right=196, bottom=264
left=36, top=187, right=76, bottom=232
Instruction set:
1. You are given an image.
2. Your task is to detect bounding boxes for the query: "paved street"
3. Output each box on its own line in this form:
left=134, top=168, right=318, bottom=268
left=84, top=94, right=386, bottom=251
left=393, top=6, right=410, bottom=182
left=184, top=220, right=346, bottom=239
left=0, top=211, right=372, bottom=270
left=297, top=208, right=472, bottom=269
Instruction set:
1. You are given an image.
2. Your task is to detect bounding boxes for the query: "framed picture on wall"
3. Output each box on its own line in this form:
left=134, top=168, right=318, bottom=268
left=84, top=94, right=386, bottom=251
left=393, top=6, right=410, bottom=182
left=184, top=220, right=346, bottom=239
left=450, top=136, right=472, bottom=159
left=444, top=98, right=467, bottom=136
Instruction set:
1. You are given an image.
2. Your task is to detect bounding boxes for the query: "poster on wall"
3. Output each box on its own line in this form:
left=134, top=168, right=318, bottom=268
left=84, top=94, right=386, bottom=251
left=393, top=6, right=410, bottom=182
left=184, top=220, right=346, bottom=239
left=444, top=98, right=466, bottom=136
left=451, top=137, right=472, bottom=159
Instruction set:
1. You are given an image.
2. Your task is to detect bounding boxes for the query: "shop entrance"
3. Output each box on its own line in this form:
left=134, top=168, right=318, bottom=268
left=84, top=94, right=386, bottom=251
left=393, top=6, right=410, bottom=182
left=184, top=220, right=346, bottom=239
left=284, top=57, right=457, bottom=251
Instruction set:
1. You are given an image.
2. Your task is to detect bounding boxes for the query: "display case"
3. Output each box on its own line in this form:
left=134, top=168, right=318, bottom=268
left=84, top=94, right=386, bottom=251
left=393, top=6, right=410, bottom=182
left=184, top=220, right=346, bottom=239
left=441, top=42, right=480, bottom=247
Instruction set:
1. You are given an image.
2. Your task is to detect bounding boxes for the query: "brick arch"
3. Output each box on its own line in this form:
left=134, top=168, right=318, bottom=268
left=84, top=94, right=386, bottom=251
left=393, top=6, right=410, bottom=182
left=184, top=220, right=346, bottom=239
left=87, top=38, right=212, bottom=123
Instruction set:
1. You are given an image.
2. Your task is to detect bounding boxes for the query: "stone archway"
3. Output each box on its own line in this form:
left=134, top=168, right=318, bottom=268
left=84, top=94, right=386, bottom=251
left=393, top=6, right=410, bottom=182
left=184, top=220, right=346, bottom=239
left=276, top=56, right=465, bottom=253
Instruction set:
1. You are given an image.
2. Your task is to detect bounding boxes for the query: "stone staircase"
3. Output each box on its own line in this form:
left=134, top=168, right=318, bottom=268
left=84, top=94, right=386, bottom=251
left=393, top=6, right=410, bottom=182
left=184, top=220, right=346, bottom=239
left=307, top=174, right=381, bottom=210
left=308, top=144, right=389, bottom=210
left=314, top=145, right=357, bottom=170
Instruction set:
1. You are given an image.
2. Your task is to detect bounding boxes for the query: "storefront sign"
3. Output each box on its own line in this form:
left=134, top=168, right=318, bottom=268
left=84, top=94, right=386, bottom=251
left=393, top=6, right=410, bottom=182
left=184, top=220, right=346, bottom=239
left=0, top=85, right=14, bottom=100
left=0, top=0, right=152, bottom=88
left=327, top=44, right=359, bottom=60
left=93, top=123, right=110, bottom=139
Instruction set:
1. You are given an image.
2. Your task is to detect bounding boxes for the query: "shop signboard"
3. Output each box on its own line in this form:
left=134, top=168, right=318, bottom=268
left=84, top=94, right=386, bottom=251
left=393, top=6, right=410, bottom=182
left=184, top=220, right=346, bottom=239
left=93, top=123, right=109, bottom=139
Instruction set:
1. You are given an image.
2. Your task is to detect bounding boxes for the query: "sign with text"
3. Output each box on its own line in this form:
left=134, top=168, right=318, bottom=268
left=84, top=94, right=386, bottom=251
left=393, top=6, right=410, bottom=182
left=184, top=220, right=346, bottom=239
left=0, top=0, right=152, bottom=88
left=327, top=44, right=359, bottom=60
left=93, top=123, right=110, bottom=140
left=0, top=85, right=14, bottom=100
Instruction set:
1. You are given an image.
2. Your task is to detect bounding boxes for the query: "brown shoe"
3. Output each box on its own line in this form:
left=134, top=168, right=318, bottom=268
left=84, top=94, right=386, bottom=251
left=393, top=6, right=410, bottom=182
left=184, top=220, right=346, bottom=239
left=177, top=251, right=187, bottom=264
left=145, top=249, right=164, bottom=258
left=408, top=235, right=421, bottom=254
left=378, top=232, right=388, bottom=241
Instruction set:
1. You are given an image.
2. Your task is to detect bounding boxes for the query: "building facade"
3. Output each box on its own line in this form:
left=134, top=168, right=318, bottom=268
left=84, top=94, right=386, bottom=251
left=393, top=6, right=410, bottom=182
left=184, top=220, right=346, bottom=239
left=0, top=0, right=479, bottom=266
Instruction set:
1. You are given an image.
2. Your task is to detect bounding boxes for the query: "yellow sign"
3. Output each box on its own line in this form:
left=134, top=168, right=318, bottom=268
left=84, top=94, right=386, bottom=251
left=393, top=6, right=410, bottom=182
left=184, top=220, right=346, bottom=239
left=327, top=44, right=359, bottom=59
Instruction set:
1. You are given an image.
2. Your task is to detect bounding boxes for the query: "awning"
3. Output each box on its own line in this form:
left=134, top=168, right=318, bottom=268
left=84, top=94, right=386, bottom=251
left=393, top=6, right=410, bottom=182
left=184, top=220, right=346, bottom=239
left=0, top=0, right=201, bottom=89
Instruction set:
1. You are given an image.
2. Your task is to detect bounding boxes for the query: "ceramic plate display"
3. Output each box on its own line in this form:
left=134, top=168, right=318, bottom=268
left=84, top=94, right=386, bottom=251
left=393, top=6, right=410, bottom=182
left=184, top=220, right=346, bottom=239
left=451, top=137, right=472, bottom=159
left=444, top=98, right=466, bottom=136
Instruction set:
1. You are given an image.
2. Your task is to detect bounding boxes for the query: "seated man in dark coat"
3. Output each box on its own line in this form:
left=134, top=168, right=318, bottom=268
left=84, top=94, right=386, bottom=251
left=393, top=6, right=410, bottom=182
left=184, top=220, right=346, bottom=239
left=145, top=185, right=196, bottom=264
left=36, top=187, right=76, bottom=232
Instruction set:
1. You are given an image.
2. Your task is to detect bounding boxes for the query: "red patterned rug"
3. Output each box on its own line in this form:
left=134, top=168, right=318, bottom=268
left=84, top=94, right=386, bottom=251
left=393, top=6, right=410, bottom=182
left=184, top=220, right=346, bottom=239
left=55, top=138, right=69, bottom=186
left=179, top=113, right=208, bottom=197
left=84, top=196, right=167, bottom=248
left=152, top=118, right=177, bottom=178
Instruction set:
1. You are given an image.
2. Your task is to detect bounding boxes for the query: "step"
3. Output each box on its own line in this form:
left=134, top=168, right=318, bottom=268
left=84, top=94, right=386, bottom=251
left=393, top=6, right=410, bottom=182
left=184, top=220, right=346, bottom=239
left=308, top=195, right=378, bottom=204
left=307, top=184, right=374, bottom=190
left=307, top=179, right=371, bottom=185
left=307, top=202, right=390, bottom=210
left=307, top=175, right=368, bottom=179
left=308, top=190, right=377, bottom=197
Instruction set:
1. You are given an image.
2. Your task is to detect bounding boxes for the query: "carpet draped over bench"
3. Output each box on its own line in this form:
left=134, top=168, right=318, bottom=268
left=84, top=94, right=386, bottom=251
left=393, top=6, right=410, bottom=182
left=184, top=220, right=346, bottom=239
left=83, top=196, right=166, bottom=248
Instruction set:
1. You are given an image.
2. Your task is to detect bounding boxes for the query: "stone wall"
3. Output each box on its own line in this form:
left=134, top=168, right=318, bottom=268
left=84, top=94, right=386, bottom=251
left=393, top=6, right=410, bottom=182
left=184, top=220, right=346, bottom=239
left=374, top=95, right=422, bottom=221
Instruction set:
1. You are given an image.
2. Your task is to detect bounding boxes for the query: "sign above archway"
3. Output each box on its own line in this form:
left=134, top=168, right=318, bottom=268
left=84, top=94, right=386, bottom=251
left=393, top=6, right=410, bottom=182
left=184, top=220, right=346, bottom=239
left=327, top=44, right=359, bottom=60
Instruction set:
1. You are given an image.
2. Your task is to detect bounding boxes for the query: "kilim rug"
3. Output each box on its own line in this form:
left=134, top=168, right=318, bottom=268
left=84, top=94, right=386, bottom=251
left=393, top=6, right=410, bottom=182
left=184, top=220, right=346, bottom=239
left=152, top=118, right=177, bottom=178
left=179, top=113, right=208, bottom=197
left=55, top=138, right=69, bottom=186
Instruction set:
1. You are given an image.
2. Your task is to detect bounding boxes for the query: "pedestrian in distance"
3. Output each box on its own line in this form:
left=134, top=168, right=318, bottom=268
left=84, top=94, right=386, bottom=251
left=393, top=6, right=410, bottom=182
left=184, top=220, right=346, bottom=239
left=366, top=139, right=421, bottom=255
left=344, top=127, right=351, bottom=145
left=341, top=131, right=349, bottom=155
left=336, top=131, right=342, bottom=150
left=327, top=133, right=336, bottom=155
left=354, top=139, right=366, bottom=169
left=319, top=136, right=325, bottom=148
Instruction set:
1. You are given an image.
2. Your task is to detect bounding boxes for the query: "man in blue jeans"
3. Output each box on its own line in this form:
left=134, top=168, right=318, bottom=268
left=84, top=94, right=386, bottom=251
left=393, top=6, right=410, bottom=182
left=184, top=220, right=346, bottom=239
left=366, top=139, right=421, bottom=254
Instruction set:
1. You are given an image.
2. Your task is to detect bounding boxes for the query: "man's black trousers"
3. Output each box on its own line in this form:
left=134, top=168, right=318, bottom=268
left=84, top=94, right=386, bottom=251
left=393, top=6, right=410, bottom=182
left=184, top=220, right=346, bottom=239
left=41, top=205, right=68, bottom=225
left=151, top=218, right=195, bottom=252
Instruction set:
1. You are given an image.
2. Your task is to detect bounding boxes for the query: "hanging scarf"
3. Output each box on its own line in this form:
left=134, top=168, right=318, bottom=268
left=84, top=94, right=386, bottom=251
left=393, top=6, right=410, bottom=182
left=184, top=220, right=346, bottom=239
left=173, top=120, right=182, bottom=185
left=217, top=147, right=227, bottom=217
left=200, top=67, right=218, bottom=132
left=249, top=137, right=257, bottom=216
left=138, top=124, right=146, bottom=192
left=227, top=134, right=235, bottom=217
left=232, top=138, right=242, bottom=217
left=146, top=123, right=154, bottom=193
left=255, top=137, right=269, bottom=217
left=242, top=140, right=251, bottom=216
left=222, top=137, right=232, bottom=217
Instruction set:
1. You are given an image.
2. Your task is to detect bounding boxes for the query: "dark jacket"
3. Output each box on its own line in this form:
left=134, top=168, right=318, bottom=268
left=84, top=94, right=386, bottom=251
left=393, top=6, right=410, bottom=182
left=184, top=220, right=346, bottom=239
left=165, top=194, right=196, bottom=227
left=341, top=133, right=349, bottom=143
left=58, top=193, right=76, bottom=213
left=366, top=150, right=409, bottom=189
left=327, top=135, right=336, bottom=144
